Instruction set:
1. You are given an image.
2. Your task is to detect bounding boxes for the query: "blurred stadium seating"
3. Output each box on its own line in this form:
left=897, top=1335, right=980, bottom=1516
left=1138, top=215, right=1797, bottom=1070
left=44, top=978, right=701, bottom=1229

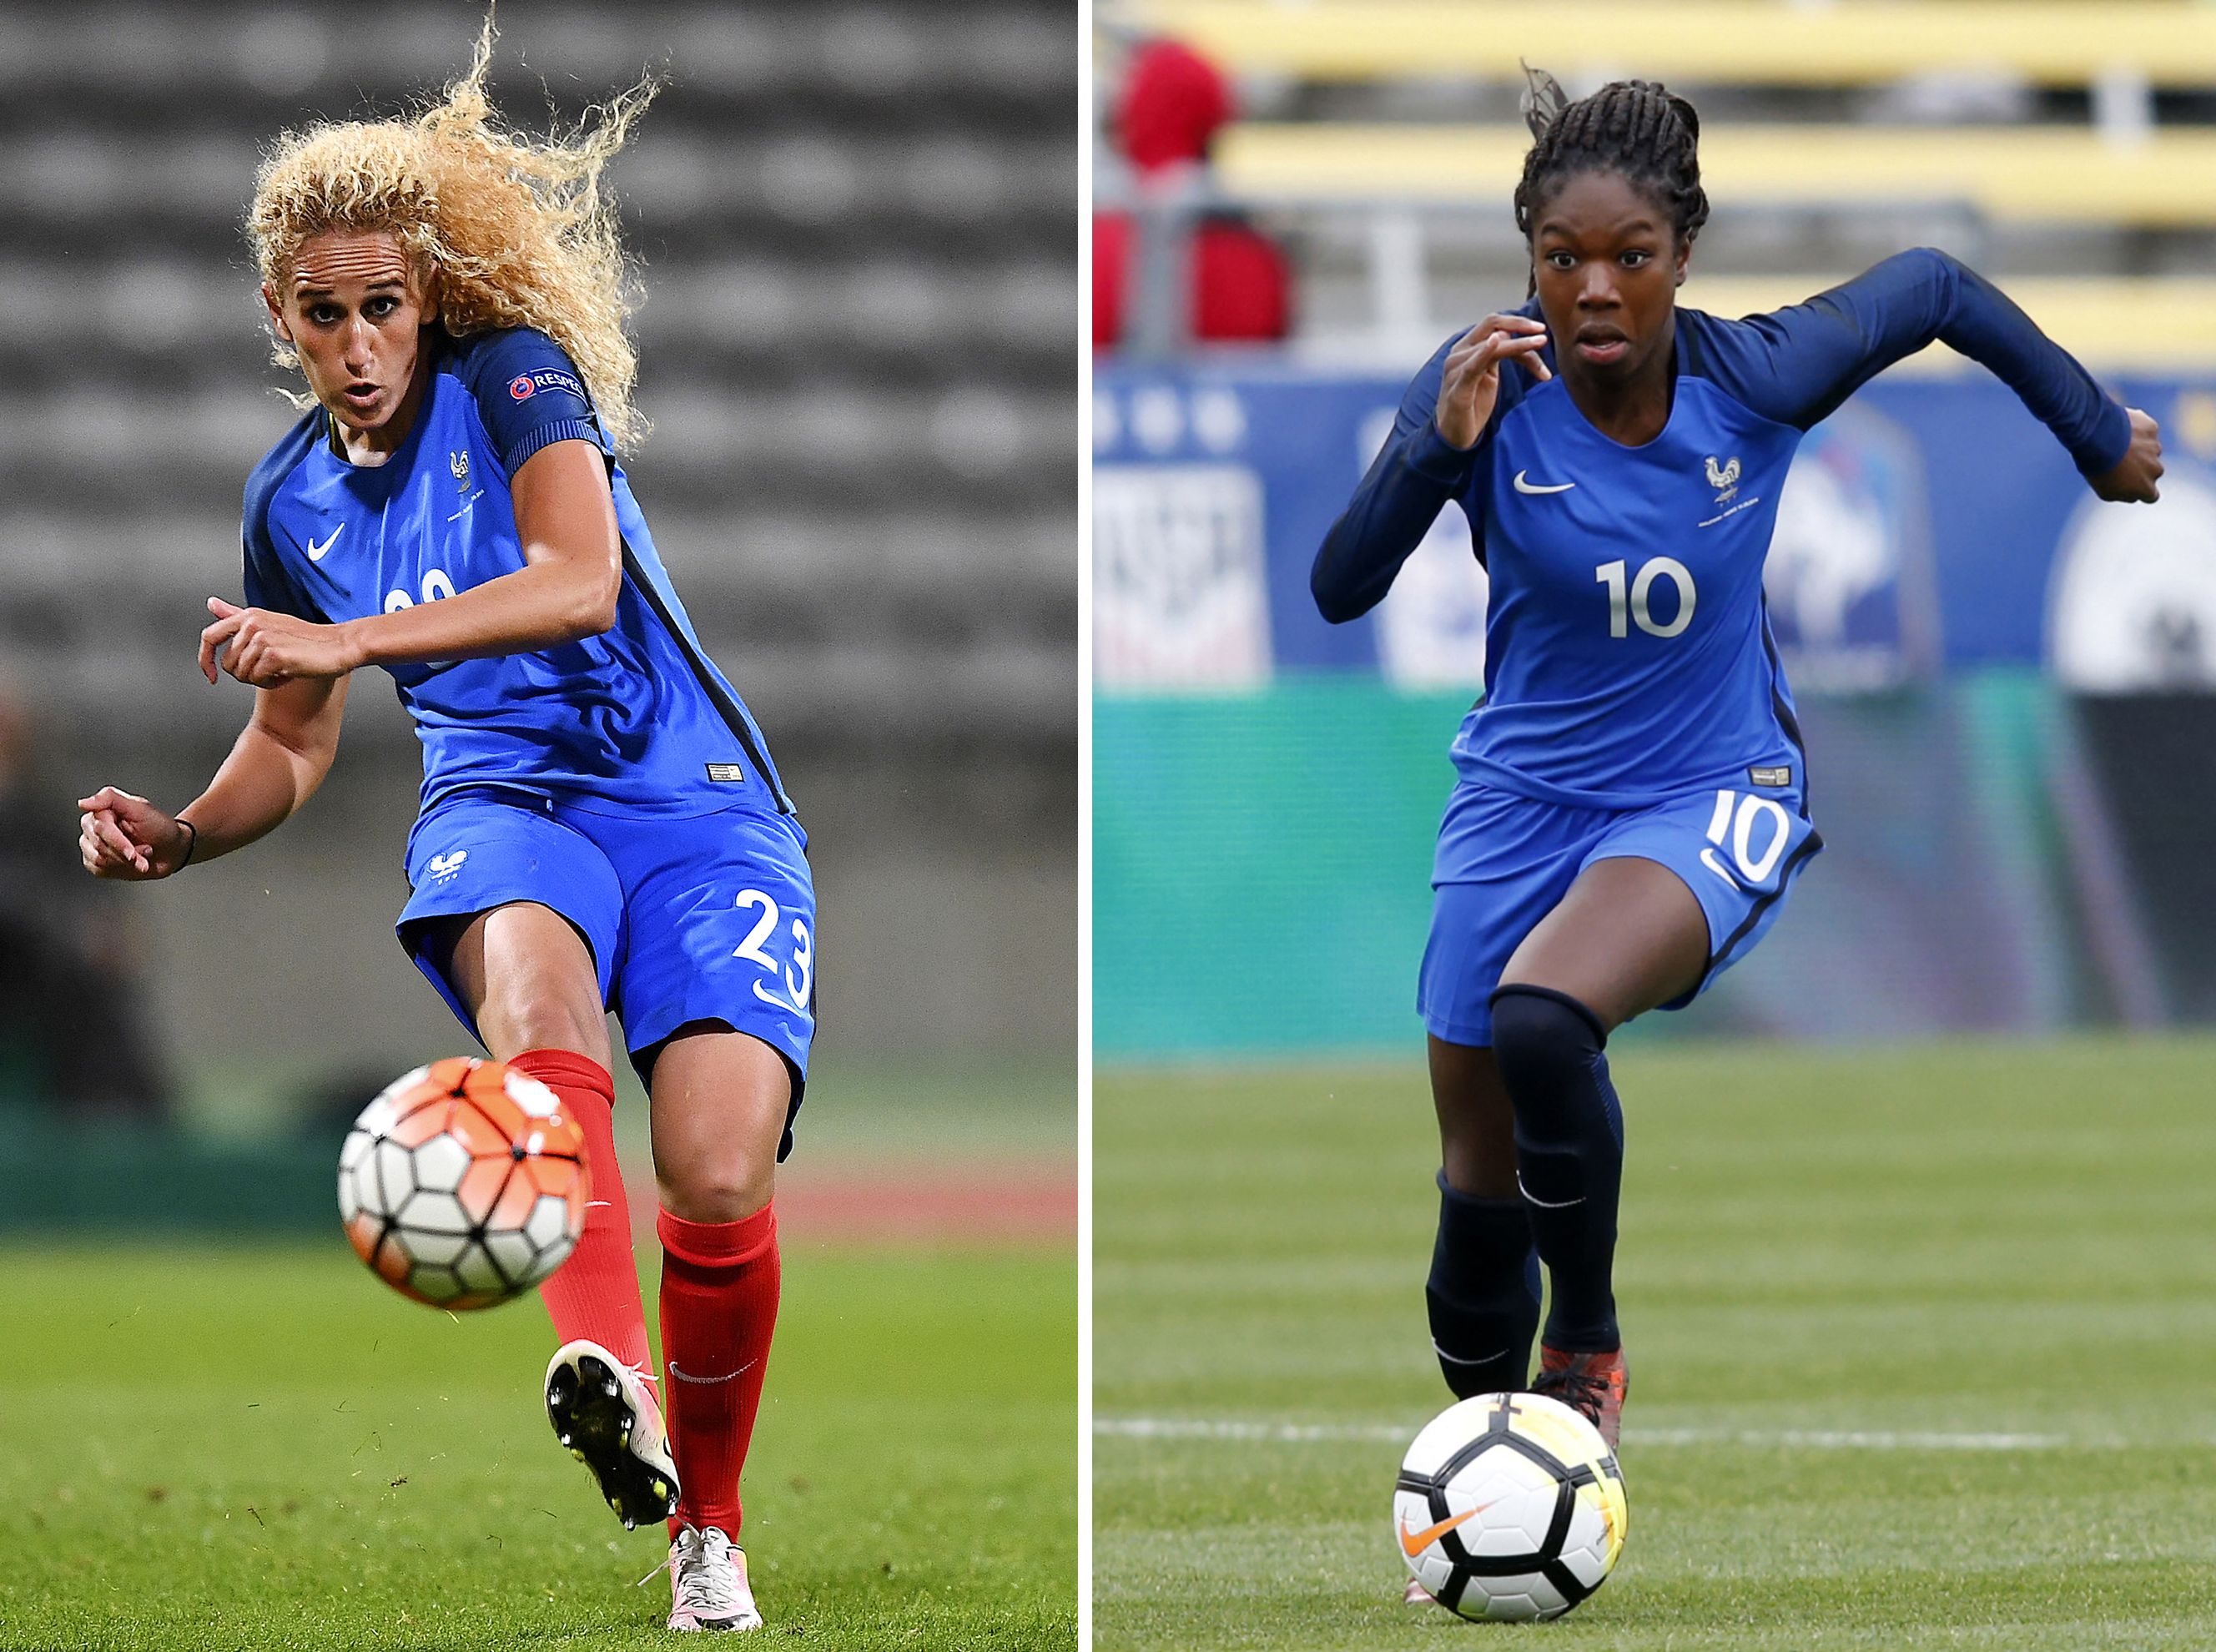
left=0, top=3, right=1076, bottom=1134
left=1092, top=0, right=2216, bottom=1056
left=1097, top=0, right=2216, bottom=359
left=0, top=3, right=1074, bottom=753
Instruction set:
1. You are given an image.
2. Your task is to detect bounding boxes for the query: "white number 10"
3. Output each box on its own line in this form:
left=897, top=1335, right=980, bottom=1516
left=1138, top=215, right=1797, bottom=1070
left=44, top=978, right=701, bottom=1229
left=1595, top=557, right=1696, bottom=639
left=1704, top=789, right=1791, bottom=884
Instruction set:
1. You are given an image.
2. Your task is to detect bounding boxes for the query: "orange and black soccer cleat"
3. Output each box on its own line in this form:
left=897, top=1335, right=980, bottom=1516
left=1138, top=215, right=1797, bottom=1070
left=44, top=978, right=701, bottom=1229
left=1531, top=1344, right=1628, bottom=1451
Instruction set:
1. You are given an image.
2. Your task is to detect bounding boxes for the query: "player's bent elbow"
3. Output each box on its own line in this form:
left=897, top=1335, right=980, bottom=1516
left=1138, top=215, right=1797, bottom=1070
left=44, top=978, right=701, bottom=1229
left=563, top=571, right=622, bottom=639
left=1311, top=567, right=1370, bottom=626
left=1903, top=244, right=1964, bottom=285
left=1312, top=521, right=1391, bottom=624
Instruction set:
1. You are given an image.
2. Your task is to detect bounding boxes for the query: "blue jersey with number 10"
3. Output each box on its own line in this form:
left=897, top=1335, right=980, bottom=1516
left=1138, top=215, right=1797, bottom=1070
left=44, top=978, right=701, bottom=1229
left=1314, top=249, right=2131, bottom=809
left=240, top=326, right=790, bottom=823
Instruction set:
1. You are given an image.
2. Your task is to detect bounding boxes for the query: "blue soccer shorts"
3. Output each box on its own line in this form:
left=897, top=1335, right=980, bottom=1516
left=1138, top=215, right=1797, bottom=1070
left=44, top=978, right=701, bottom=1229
left=394, top=787, right=816, bottom=1156
left=1418, top=778, right=1822, bottom=1047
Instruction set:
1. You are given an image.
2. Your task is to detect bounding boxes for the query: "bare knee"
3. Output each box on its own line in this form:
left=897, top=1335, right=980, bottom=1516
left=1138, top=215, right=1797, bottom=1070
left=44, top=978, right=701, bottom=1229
left=648, top=1029, right=790, bottom=1225
left=657, top=1154, right=774, bottom=1226
left=481, top=981, right=607, bottom=1065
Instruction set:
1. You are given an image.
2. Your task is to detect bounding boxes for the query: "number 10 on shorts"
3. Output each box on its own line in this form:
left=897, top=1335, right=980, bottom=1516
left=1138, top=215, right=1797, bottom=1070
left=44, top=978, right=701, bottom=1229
left=1701, top=789, right=1791, bottom=887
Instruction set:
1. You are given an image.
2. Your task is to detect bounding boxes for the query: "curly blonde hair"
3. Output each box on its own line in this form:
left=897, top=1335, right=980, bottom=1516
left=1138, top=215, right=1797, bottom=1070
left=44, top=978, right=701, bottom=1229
left=247, top=13, right=654, bottom=451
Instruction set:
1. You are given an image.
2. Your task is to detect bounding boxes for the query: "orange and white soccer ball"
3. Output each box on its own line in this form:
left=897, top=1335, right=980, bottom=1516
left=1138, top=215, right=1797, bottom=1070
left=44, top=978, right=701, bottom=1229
left=1394, top=1391, right=1629, bottom=1620
left=336, top=1057, right=589, bottom=1309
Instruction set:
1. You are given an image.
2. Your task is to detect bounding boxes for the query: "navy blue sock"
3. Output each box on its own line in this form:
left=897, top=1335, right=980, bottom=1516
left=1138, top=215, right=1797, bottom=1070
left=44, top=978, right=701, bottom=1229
left=1425, top=1171, right=1541, bottom=1398
left=1488, top=985, right=1625, bottom=1353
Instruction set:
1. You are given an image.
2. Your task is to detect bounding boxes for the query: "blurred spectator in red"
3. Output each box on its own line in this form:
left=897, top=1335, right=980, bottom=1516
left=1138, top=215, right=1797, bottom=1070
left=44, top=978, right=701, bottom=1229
left=1095, top=38, right=1292, bottom=350
left=0, top=682, right=174, bottom=1123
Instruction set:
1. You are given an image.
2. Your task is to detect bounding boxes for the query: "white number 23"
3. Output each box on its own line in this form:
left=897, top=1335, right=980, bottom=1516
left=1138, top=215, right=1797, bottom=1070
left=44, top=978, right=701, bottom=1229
left=732, top=889, right=813, bottom=1016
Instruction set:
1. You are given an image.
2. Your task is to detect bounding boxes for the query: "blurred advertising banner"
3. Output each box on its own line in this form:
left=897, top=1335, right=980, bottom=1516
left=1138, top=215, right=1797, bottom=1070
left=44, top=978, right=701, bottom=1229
left=1094, top=368, right=2216, bottom=690
left=1093, top=366, right=2216, bottom=1058
left=1093, top=462, right=1273, bottom=687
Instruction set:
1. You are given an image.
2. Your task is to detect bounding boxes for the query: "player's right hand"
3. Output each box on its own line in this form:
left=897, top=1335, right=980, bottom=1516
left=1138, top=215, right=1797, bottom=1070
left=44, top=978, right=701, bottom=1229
left=2087, top=406, right=2163, bottom=504
left=1435, top=315, right=1552, bottom=451
left=78, top=786, right=189, bottom=880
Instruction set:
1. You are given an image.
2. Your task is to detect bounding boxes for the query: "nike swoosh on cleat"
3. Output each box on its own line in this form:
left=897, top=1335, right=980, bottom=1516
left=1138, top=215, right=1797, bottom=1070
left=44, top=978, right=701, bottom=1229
left=305, top=525, right=345, bottom=560
left=1513, top=471, right=1576, bottom=495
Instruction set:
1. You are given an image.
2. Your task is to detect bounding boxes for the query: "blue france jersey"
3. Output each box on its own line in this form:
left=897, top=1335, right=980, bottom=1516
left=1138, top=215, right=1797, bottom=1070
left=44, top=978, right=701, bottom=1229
left=1314, top=249, right=2132, bottom=808
left=241, top=328, right=790, bottom=819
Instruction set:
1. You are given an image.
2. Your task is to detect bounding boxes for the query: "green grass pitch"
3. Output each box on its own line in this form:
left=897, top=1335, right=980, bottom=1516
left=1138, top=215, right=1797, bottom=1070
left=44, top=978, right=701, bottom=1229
left=1095, top=1036, right=2216, bottom=1649
left=0, top=1238, right=1074, bottom=1649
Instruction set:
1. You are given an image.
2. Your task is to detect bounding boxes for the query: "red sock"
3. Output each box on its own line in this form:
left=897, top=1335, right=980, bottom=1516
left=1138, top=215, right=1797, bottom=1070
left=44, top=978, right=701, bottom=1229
left=511, top=1049, right=653, bottom=1388
left=657, top=1201, right=780, bottom=1541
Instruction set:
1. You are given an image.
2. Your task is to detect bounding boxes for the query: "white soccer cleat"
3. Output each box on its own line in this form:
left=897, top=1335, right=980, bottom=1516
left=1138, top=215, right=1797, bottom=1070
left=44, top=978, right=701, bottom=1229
left=666, top=1523, right=763, bottom=1633
left=543, top=1338, right=680, bottom=1529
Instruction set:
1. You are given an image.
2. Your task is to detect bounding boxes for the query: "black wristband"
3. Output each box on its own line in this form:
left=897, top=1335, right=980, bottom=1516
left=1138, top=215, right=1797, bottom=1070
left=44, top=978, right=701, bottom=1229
left=175, top=818, right=198, bottom=869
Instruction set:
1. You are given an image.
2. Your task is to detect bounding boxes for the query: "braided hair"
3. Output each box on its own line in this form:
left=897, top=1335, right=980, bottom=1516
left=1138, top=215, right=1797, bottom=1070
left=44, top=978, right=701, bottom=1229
left=1513, top=68, right=1710, bottom=263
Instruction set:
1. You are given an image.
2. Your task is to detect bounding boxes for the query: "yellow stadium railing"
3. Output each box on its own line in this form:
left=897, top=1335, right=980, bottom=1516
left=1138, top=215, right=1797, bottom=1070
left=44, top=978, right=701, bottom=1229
left=1113, top=2, right=2216, bottom=88
left=1674, top=276, right=2216, bottom=370
left=1213, top=123, right=2216, bottom=227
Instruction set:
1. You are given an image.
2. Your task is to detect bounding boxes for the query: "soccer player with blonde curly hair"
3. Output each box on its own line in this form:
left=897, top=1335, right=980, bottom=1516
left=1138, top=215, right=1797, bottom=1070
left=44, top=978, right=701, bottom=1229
left=77, top=23, right=803, bottom=1632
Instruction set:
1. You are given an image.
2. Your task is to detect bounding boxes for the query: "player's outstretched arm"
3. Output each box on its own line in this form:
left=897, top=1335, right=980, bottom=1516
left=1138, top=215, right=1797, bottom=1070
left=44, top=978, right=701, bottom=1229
left=1719, top=248, right=2161, bottom=502
left=79, top=674, right=348, bottom=879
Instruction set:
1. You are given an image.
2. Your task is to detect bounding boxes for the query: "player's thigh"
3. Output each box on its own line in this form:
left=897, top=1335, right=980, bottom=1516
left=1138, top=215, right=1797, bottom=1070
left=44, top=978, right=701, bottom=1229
left=1496, top=856, right=1711, bottom=1034
left=395, top=795, right=625, bottom=1064
left=1429, top=1035, right=1515, bottom=1199
left=647, top=1025, right=792, bottom=1223
left=442, top=904, right=612, bottom=1067
left=1420, top=783, right=1602, bottom=1049
left=1573, top=783, right=1823, bottom=1020
left=583, top=804, right=817, bottom=1144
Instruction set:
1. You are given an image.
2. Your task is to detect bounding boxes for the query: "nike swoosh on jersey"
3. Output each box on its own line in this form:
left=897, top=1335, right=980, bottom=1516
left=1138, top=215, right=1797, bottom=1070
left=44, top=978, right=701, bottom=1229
left=305, top=525, right=345, bottom=561
left=1513, top=471, right=1576, bottom=495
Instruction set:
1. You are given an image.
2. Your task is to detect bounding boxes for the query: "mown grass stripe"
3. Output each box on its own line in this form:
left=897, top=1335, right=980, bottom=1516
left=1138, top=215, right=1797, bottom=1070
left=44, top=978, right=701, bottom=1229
left=1096, top=1417, right=2110, bottom=1450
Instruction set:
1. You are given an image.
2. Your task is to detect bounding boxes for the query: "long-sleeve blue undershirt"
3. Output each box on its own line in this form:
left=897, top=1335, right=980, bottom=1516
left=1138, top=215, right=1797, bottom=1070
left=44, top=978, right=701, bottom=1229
left=1312, top=248, right=2133, bottom=625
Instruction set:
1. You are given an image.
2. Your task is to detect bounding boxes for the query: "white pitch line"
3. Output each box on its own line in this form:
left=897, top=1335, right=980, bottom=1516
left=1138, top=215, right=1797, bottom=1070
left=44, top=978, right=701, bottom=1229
left=1094, top=1418, right=2096, bottom=1451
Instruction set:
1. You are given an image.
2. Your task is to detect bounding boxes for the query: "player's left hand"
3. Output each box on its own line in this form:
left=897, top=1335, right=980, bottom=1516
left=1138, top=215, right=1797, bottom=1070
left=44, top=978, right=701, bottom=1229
left=199, top=597, right=357, bottom=685
left=2088, top=407, right=2163, bottom=503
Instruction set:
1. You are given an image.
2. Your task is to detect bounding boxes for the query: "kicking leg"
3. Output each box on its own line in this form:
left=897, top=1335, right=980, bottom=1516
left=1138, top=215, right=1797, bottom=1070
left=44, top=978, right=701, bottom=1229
left=647, top=1023, right=790, bottom=1632
left=437, top=902, right=678, bottom=1525
left=1492, top=856, right=1709, bottom=1446
left=1425, top=1037, right=1540, bottom=1398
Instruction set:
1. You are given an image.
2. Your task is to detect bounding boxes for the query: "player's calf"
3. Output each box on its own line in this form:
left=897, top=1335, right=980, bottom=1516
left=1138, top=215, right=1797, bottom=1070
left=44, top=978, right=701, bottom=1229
left=1489, top=985, right=1625, bottom=1353
left=1426, top=1171, right=1541, bottom=1397
left=545, top=1338, right=680, bottom=1529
